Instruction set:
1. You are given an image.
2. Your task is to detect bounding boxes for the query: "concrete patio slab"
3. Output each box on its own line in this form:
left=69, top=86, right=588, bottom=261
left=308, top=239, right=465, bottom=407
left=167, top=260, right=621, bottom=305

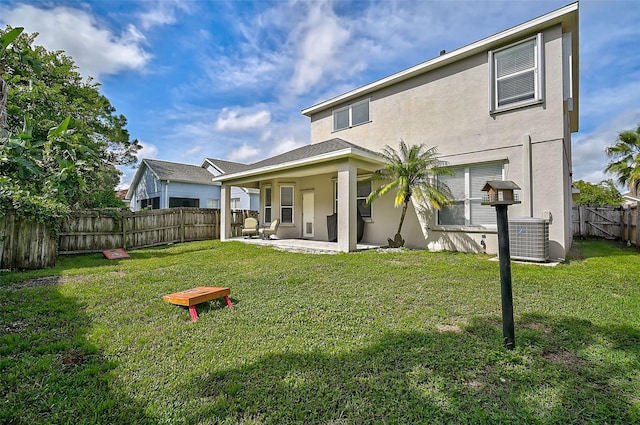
left=225, top=237, right=382, bottom=254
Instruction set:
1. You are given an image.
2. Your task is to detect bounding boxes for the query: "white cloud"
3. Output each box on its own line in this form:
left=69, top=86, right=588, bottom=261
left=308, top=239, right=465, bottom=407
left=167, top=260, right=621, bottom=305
left=0, top=4, right=151, bottom=79
left=288, top=1, right=350, bottom=95
left=268, top=137, right=305, bottom=157
left=136, top=141, right=159, bottom=161
left=572, top=109, right=640, bottom=185
left=138, top=0, right=190, bottom=30
left=215, top=107, right=271, bottom=132
left=186, top=145, right=203, bottom=155
left=228, top=144, right=261, bottom=163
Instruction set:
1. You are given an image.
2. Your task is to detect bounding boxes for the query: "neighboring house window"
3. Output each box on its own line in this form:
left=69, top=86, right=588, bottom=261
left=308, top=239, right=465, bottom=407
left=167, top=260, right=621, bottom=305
left=140, top=197, right=160, bottom=209
left=169, top=197, right=199, bottom=208
left=264, top=186, right=272, bottom=223
left=490, top=34, right=543, bottom=111
left=334, top=179, right=372, bottom=219
left=333, top=98, right=370, bottom=131
left=206, top=198, right=219, bottom=209
left=230, top=198, right=240, bottom=210
left=280, top=185, right=294, bottom=224
left=438, top=162, right=503, bottom=226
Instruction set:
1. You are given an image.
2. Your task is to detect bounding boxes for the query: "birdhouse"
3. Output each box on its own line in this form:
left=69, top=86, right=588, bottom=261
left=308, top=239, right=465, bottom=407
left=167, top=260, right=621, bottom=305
left=481, top=180, right=521, bottom=206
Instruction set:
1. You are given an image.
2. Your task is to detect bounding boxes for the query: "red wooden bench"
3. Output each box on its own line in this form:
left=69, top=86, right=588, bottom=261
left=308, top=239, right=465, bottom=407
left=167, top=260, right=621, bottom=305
left=163, top=286, right=232, bottom=321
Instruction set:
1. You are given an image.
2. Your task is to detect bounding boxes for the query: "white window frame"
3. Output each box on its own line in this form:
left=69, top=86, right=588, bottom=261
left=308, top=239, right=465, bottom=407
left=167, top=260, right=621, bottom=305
left=263, top=185, right=272, bottom=224
left=230, top=198, right=240, bottom=210
left=489, top=33, right=544, bottom=113
left=280, top=185, right=294, bottom=225
left=437, top=162, right=504, bottom=228
left=334, top=178, right=372, bottom=219
left=332, top=98, right=370, bottom=131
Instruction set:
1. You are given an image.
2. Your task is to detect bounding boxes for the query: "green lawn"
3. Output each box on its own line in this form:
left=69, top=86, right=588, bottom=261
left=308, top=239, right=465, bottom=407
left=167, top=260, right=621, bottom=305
left=1, top=239, right=639, bottom=424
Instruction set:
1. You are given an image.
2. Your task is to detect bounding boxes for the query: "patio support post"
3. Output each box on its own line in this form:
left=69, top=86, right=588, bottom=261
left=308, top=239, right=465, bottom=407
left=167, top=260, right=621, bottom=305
left=220, top=184, right=232, bottom=241
left=337, top=159, right=357, bottom=252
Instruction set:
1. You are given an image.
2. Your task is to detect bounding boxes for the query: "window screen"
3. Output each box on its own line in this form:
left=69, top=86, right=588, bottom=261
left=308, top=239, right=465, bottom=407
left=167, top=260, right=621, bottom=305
left=280, top=186, right=293, bottom=224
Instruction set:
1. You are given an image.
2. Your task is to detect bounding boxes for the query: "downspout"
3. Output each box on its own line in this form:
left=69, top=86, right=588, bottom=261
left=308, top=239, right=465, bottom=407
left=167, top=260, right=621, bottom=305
left=522, top=134, right=533, bottom=217
left=165, top=180, right=170, bottom=209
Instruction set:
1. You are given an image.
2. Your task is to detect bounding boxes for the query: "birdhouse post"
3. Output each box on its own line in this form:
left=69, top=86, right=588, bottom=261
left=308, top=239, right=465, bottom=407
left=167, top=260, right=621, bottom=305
left=481, top=180, right=521, bottom=350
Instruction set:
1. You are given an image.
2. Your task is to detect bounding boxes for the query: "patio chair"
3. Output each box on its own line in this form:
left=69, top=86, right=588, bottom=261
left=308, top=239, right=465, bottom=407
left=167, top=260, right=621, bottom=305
left=259, top=218, right=280, bottom=239
left=241, top=217, right=259, bottom=238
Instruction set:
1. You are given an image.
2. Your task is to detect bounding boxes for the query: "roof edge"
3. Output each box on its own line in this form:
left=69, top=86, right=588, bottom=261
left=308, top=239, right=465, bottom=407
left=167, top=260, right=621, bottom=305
left=302, top=2, right=579, bottom=116
left=212, top=147, right=384, bottom=183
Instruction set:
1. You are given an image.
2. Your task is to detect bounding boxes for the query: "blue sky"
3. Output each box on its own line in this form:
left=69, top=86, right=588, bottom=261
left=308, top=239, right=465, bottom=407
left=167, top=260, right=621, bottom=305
left=2, top=1, right=639, bottom=189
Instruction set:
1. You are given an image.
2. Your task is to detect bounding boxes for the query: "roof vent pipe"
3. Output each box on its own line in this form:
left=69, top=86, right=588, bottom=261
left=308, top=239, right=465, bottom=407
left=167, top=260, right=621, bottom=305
left=439, top=50, right=446, bottom=56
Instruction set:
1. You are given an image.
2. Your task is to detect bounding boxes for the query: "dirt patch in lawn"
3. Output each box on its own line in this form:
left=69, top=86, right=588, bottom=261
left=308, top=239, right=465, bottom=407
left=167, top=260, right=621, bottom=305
left=0, top=275, right=89, bottom=291
left=543, top=350, right=585, bottom=369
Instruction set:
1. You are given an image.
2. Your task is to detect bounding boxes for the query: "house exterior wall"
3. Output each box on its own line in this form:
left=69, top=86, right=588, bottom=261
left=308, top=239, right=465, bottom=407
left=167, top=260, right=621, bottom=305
left=306, top=24, right=573, bottom=259
left=131, top=166, right=163, bottom=211
left=129, top=165, right=259, bottom=212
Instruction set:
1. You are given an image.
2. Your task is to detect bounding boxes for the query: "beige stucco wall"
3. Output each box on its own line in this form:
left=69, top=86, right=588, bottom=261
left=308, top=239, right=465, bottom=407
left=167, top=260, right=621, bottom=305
left=308, top=24, right=573, bottom=259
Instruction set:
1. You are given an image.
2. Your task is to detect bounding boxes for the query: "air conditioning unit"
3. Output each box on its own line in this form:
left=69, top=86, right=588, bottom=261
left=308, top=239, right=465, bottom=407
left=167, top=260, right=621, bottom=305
left=508, top=217, right=549, bottom=262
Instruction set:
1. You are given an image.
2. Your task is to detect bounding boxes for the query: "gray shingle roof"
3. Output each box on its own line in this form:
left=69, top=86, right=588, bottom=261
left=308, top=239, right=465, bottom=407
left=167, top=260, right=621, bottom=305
left=144, top=159, right=216, bottom=184
left=227, top=138, right=382, bottom=175
left=204, top=158, right=247, bottom=175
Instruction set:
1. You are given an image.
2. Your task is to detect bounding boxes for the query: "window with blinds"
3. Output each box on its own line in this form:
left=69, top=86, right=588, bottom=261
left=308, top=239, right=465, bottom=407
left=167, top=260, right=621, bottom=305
left=438, top=162, right=503, bottom=226
left=263, top=186, right=272, bottom=223
left=490, top=34, right=543, bottom=111
left=280, top=185, right=294, bottom=224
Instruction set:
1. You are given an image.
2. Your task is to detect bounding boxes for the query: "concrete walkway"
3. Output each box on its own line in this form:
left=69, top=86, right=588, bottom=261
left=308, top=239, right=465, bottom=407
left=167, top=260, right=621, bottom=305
left=226, top=237, right=382, bottom=254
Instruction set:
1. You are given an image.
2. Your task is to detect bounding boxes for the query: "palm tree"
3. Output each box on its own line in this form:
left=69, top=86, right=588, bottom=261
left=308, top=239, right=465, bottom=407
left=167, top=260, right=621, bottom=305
left=365, top=140, right=453, bottom=247
left=605, top=124, right=640, bottom=190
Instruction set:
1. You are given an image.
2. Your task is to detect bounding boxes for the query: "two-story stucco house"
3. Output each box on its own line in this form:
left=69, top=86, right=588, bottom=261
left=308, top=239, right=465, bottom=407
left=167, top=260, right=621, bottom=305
left=126, top=158, right=259, bottom=212
left=215, top=3, right=579, bottom=260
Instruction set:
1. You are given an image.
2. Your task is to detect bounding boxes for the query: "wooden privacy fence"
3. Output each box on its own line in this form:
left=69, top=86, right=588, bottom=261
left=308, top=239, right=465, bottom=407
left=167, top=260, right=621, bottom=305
left=572, top=203, right=639, bottom=247
left=0, top=211, right=57, bottom=269
left=58, top=208, right=258, bottom=255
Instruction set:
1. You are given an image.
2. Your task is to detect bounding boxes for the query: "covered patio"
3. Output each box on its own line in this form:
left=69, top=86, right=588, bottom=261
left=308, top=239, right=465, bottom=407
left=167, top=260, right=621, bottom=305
left=212, top=139, right=386, bottom=253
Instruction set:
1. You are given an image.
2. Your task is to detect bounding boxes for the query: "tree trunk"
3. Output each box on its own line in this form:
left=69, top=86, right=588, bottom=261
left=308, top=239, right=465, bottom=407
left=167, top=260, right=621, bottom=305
left=396, top=200, right=409, bottom=235
left=387, top=200, right=409, bottom=248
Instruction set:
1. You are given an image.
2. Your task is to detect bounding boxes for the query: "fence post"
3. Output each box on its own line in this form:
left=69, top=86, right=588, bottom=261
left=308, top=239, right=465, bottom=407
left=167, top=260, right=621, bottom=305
left=122, top=212, right=127, bottom=250
left=579, top=205, right=586, bottom=238
left=0, top=214, right=5, bottom=268
left=180, top=208, right=185, bottom=244
left=636, top=202, right=640, bottom=250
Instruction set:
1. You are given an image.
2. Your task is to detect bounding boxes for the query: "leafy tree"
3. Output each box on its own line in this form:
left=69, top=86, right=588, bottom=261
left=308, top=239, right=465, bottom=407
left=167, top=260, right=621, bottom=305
left=1, top=25, right=139, bottom=213
left=573, top=179, right=623, bottom=206
left=604, top=124, right=640, bottom=189
left=365, top=140, right=453, bottom=247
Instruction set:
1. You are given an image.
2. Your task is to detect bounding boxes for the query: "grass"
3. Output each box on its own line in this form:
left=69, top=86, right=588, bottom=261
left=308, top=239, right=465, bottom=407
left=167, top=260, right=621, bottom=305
left=1, top=239, right=639, bottom=424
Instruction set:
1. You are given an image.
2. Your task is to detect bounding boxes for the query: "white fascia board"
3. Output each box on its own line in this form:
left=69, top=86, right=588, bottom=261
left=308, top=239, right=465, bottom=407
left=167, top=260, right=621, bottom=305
left=301, top=2, right=578, bottom=116
left=125, top=160, right=152, bottom=200
left=212, top=148, right=384, bottom=183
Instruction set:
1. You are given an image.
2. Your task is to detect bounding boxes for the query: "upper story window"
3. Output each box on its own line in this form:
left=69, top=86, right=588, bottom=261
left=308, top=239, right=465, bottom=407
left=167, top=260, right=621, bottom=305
left=490, top=34, right=543, bottom=112
left=437, top=162, right=504, bottom=227
left=333, top=98, right=370, bottom=131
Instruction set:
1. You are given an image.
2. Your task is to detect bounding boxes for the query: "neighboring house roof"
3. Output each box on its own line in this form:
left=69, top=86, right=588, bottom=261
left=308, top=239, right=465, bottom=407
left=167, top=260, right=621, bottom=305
left=301, top=2, right=579, bottom=131
left=115, top=189, right=129, bottom=200
left=202, top=158, right=248, bottom=175
left=125, top=159, right=217, bottom=200
left=212, top=138, right=384, bottom=182
left=143, top=159, right=217, bottom=184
